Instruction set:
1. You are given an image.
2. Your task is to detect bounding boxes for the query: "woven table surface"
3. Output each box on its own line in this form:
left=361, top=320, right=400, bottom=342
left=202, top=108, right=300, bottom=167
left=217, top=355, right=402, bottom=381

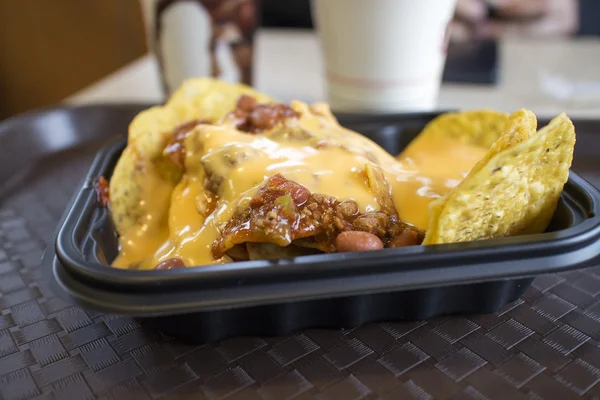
left=1, top=106, right=600, bottom=400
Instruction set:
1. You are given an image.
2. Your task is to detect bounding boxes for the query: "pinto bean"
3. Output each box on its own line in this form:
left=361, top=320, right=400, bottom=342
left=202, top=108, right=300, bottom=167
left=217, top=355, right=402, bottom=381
left=388, top=230, right=420, bottom=248
left=335, top=231, right=383, bottom=252
left=154, top=258, right=185, bottom=270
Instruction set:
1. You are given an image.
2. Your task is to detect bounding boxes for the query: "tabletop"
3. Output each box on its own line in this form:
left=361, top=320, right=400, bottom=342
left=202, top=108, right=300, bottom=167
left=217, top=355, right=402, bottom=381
left=1, top=103, right=600, bottom=400
left=3, top=29, right=600, bottom=400
left=65, top=29, right=600, bottom=119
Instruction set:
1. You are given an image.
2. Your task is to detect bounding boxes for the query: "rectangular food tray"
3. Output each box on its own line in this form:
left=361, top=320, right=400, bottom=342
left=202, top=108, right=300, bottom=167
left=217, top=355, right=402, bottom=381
left=47, top=113, right=600, bottom=342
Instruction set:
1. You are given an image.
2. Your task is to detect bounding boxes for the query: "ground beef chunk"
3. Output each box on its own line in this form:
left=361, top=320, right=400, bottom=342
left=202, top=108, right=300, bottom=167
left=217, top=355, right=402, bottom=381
left=204, top=173, right=223, bottom=195
left=236, top=94, right=257, bottom=111
left=249, top=174, right=310, bottom=208
left=201, top=145, right=260, bottom=195
left=164, top=119, right=210, bottom=166
left=337, top=199, right=359, bottom=217
left=227, top=95, right=300, bottom=133
left=96, top=176, right=110, bottom=207
left=353, top=212, right=390, bottom=238
left=212, top=174, right=423, bottom=258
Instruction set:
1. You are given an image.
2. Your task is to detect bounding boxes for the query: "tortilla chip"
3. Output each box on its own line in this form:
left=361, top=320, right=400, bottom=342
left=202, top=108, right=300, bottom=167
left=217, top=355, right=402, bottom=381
left=167, top=77, right=275, bottom=125
left=111, top=78, right=273, bottom=235
left=292, top=237, right=322, bottom=250
left=404, top=110, right=510, bottom=155
left=128, top=78, right=273, bottom=161
left=365, top=163, right=397, bottom=215
left=246, top=242, right=320, bottom=260
left=425, top=109, right=538, bottom=234
left=225, top=244, right=250, bottom=261
left=424, top=113, right=575, bottom=245
left=468, top=109, right=537, bottom=176
left=110, top=147, right=175, bottom=234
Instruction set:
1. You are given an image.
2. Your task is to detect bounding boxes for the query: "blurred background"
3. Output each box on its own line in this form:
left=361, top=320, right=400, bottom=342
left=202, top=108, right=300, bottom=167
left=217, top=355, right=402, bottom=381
left=0, top=0, right=599, bottom=119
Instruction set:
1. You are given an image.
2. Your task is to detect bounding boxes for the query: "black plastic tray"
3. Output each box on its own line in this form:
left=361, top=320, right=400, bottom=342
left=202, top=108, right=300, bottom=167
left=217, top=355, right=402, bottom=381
left=47, top=113, right=600, bottom=342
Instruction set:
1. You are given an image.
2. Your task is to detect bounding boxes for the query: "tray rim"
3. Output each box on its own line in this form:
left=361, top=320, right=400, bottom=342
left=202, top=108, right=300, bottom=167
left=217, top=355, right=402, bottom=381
left=51, top=118, right=600, bottom=313
left=45, top=250, right=536, bottom=317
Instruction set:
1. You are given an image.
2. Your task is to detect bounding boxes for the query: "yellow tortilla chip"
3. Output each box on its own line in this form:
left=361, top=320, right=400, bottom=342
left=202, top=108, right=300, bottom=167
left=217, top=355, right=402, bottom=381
left=246, top=243, right=320, bottom=260
left=427, top=109, right=538, bottom=228
left=424, top=113, right=575, bottom=245
left=468, top=109, right=537, bottom=176
left=127, top=106, right=179, bottom=162
left=403, top=110, right=510, bottom=156
left=167, top=77, right=275, bottom=125
left=110, top=78, right=273, bottom=235
left=109, top=147, right=174, bottom=234
left=365, top=163, right=397, bottom=215
left=128, top=78, right=274, bottom=161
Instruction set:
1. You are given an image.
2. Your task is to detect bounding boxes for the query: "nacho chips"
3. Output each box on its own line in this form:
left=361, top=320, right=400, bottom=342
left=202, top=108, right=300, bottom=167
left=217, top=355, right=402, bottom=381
left=110, top=78, right=274, bottom=235
left=424, top=113, right=575, bottom=245
left=108, top=77, right=577, bottom=270
left=423, top=109, right=538, bottom=239
left=403, top=110, right=510, bottom=155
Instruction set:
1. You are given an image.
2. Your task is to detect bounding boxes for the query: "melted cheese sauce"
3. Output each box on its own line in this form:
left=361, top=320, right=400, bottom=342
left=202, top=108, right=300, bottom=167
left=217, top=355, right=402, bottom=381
left=113, top=102, right=488, bottom=269
left=393, top=136, right=488, bottom=229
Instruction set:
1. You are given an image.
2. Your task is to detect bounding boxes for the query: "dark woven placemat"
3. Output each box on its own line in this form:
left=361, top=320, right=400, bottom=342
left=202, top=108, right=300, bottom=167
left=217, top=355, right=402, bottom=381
left=2, top=109, right=600, bottom=400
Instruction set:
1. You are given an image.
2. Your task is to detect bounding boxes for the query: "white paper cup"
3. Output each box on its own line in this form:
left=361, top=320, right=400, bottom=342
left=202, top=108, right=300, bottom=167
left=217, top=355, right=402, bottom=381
left=312, top=0, right=456, bottom=113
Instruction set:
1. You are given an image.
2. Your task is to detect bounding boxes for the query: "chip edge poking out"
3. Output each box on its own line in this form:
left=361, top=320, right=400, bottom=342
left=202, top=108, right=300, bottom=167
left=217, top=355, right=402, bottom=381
left=424, top=112, right=575, bottom=245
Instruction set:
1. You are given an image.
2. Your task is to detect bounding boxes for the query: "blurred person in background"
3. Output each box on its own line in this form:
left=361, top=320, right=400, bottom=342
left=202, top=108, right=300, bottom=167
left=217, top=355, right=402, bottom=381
left=453, top=0, right=583, bottom=41
left=262, top=0, right=599, bottom=38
